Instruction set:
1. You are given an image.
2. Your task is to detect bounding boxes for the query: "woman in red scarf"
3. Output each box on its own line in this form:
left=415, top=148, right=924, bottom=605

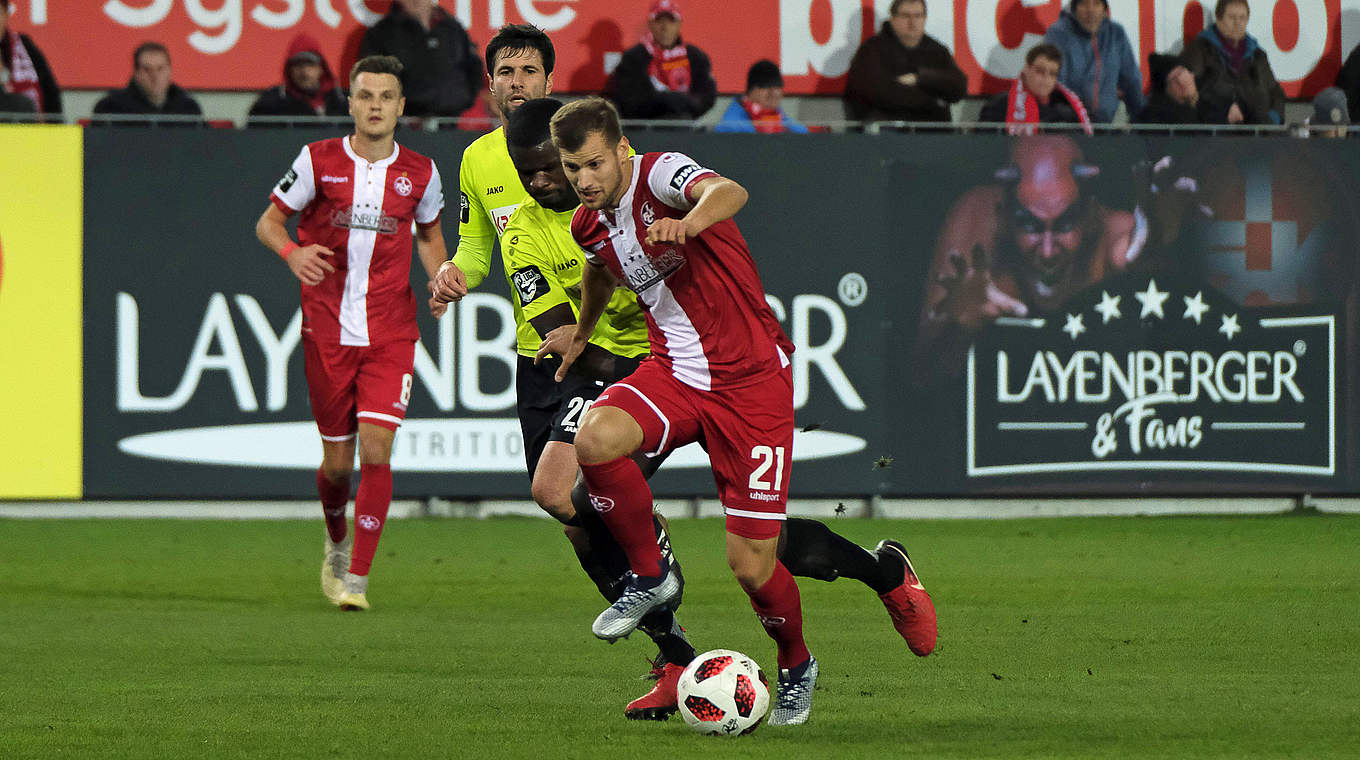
left=0, top=2, right=61, bottom=118
left=979, top=44, right=1092, bottom=134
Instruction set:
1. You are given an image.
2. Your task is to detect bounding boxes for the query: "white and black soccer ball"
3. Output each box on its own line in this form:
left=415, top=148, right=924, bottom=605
left=676, top=649, right=769, bottom=736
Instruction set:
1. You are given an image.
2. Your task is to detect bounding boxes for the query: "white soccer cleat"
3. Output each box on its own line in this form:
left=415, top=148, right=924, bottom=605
left=338, top=571, right=369, bottom=611
left=321, top=534, right=352, bottom=606
left=770, top=657, right=818, bottom=726
left=592, top=562, right=680, bottom=641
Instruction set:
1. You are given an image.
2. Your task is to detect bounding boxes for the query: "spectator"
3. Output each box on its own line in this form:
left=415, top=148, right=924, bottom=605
left=1181, top=0, right=1285, bottom=125
left=0, top=0, right=61, bottom=117
left=980, top=44, right=1092, bottom=133
left=844, top=0, right=965, bottom=123
left=1302, top=86, right=1349, bottom=138
left=715, top=59, right=808, bottom=134
left=359, top=0, right=482, bottom=118
left=1334, top=44, right=1360, bottom=124
left=1136, top=54, right=1217, bottom=124
left=1043, top=0, right=1144, bottom=122
left=604, top=0, right=717, bottom=121
left=93, top=42, right=203, bottom=120
left=247, top=33, right=348, bottom=125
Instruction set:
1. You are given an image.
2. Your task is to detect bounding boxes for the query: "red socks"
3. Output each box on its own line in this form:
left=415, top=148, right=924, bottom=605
left=579, top=456, right=662, bottom=576
left=316, top=469, right=350, bottom=543
left=349, top=464, right=392, bottom=576
left=750, top=562, right=811, bottom=669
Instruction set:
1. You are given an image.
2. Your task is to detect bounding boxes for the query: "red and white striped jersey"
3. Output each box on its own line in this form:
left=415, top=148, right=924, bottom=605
left=571, top=152, right=793, bottom=391
left=270, top=135, right=444, bottom=346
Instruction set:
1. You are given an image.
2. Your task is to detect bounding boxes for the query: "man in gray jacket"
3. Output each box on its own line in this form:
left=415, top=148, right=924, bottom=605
left=1043, top=0, right=1144, bottom=122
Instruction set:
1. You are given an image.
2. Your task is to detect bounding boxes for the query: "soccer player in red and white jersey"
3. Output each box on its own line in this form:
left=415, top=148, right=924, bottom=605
left=255, top=55, right=458, bottom=612
left=535, top=97, right=929, bottom=726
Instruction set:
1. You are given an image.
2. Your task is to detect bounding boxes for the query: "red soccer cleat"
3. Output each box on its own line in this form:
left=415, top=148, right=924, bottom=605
left=625, top=662, right=683, bottom=720
left=875, top=539, right=938, bottom=656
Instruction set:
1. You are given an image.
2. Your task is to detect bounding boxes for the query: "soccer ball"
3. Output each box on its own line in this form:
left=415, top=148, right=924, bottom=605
left=675, top=649, right=770, bottom=736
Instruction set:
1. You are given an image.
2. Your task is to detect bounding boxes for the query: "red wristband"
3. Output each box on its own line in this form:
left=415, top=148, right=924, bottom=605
left=278, top=241, right=299, bottom=259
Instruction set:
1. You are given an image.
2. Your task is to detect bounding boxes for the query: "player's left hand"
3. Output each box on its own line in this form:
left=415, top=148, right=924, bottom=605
left=645, top=217, right=692, bottom=246
left=428, top=296, right=448, bottom=319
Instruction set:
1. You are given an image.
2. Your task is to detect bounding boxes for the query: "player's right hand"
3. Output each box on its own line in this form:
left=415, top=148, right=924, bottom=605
left=430, top=260, right=468, bottom=303
left=286, top=244, right=336, bottom=287
left=535, top=325, right=587, bottom=382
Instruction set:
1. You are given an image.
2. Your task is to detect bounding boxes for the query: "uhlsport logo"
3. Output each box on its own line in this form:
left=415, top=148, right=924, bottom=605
left=589, top=495, right=615, bottom=513
left=966, top=276, right=1336, bottom=477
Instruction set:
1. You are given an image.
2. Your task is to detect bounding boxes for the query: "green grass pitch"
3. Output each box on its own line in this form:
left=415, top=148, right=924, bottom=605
left=2, top=513, right=1358, bottom=759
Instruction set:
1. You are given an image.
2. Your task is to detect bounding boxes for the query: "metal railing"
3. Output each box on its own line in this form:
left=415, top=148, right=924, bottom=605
left=5, top=110, right=1352, bottom=137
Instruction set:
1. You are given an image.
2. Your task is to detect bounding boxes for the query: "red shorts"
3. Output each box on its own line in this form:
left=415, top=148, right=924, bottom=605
left=594, top=360, right=794, bottom=540
left=302, top=338, right=416, bottom=439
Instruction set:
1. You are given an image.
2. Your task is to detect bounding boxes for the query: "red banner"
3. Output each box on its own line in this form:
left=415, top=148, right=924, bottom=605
left=9, top=0, right=1349, bottom=97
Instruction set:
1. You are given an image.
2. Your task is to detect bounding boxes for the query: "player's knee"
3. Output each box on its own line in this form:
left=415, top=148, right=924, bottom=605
left=320, top=463, right=351, bottom=484
left=727, top=540, right=777, bottom=594
left=531, top=479, right=574, bottom=522
left=574, top=409, right=640, bottom=465
left=573, top=423, right=614, bottom=466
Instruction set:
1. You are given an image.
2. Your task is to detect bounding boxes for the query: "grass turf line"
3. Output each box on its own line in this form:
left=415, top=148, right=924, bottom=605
left=0, top=515, right=1357, bottom=759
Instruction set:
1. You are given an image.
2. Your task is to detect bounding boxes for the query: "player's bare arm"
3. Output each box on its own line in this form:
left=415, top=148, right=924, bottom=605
left=414, top=220, right=457, bottom=317
left=255, top=203, right=335, bottom=287
left=535, top=260, right=617, bottom=381
left=643, top=175, right=748, bottom=246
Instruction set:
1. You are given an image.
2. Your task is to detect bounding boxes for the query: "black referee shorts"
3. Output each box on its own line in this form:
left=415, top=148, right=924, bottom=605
left=515, top=355, right=610, bottom=479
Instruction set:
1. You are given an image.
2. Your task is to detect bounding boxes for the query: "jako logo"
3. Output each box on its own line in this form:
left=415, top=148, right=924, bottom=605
left=357, top=515, right=382, bottom=531
left=589, top=495, right=615, bottom=513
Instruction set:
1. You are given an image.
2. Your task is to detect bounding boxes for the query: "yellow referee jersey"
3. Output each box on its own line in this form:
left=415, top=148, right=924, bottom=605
left=503, top=197, right=650, bottom=359
left=451, top=127, right=544, bottom=356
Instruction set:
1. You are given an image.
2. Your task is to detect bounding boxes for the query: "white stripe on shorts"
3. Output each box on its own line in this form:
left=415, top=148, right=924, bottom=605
left=725, top=507, right=786, bottom=521
left=320, top=432, right=357, bottom=442
left=611, top=382, right=670, bottom=457
left=357, top=411, right=404, bottom=427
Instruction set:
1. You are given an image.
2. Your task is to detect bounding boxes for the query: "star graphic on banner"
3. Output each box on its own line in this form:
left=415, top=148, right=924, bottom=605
left=1183, top=291, right=1210, bottom=324
left=1219, top=313, right=1242, bottom=340
left=1134, top=279, right=1170, bottom=319
left=1094, top=291, right=1122, bottom=324
left=1062, top=312, right=1086, bottom=340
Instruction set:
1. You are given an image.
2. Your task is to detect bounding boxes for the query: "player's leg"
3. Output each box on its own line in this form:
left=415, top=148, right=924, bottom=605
left=318, top=438, right=356, bottom=604
left=303, top=338, right=361, bottom=606
left=727, top=530, right=817, bottom=727
left=707, top=367, right=817, bottom=725
left=338, top=340, right=415, bottom=611
left=776, top=518, right=937, bottom=657
left=575, top=369, right=699, bottom=641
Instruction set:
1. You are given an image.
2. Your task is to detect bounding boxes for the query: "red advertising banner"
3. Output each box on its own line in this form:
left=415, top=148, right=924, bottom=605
left=9, top=0, right=1350, bottom=97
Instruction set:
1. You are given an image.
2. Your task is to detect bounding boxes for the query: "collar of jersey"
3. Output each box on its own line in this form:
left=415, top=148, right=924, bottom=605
left=343, top=135, right=401, bottom=168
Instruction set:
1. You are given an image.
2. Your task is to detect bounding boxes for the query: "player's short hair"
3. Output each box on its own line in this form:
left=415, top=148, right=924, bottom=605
left=1214, top=0, right=1248, bottom=18
left=550, top=97, right=622, bottom=153
left=506, top=97, right=565, bottom=150
left=133, top=41, right=170, bottom=70
left=745, top=60, right=783, bottom=93
left=890, top=0, right=926, bottom=16
left=1025, top=43, right=1062, bottom=68
left=485, top=24, right=556, bottom=76
left=349, top=55, right=404, bottom=93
